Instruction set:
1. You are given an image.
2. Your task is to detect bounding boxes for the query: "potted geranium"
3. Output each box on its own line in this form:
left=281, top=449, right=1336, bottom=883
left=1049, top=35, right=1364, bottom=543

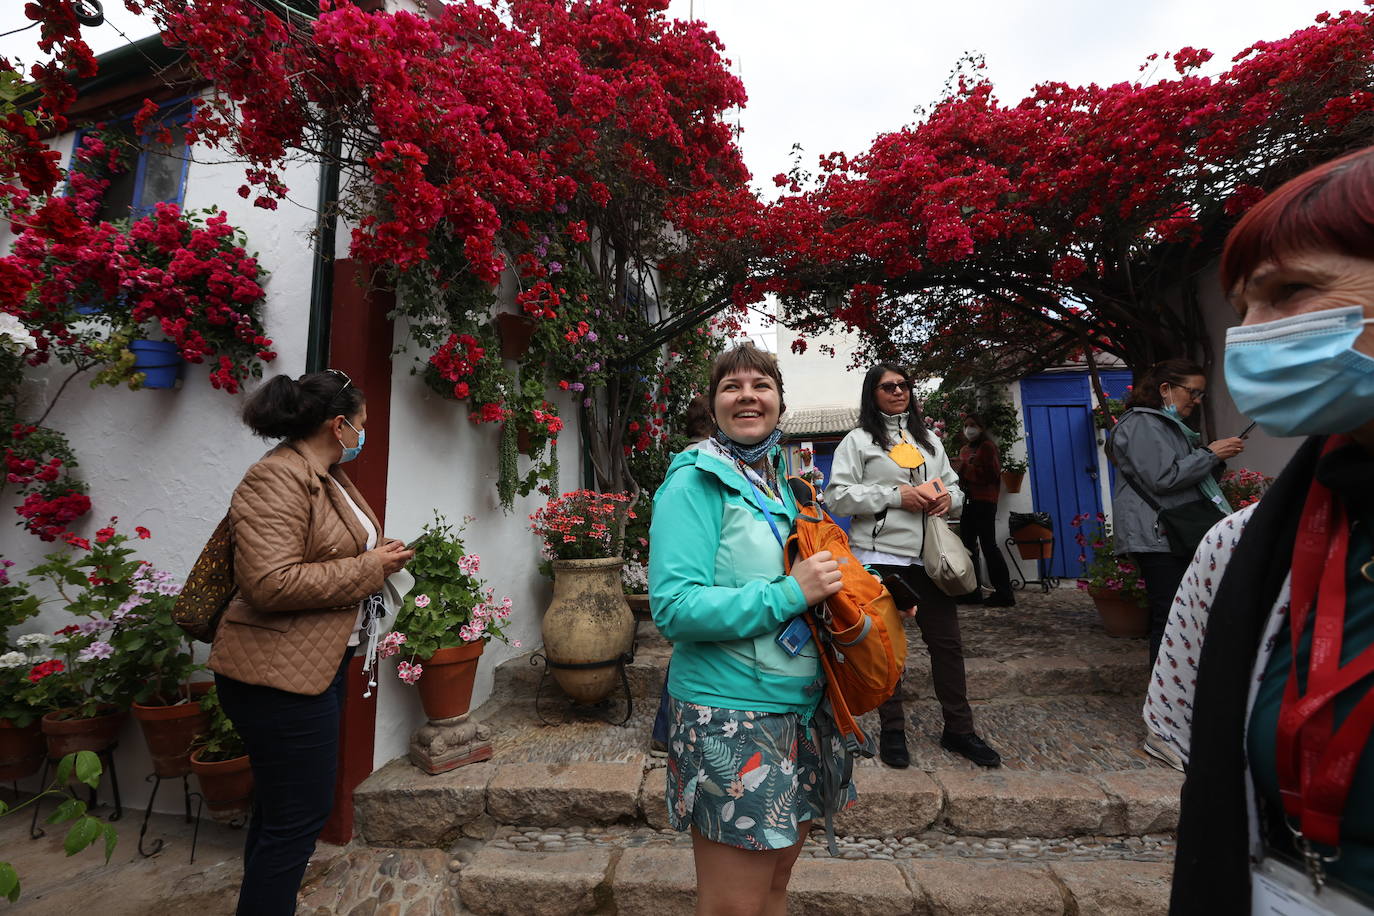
left=386, top=513, right=516, bottom=721
left=1001, top=456, right=1029, bottom=494
left=1220, top=468, right=1273, bottom=509
left=188, top=685, right=252, bottom=822
left=1071, top=513, right=1148, bottom=638
left=529, top=489, right=636, bottom=704
left=25, top=521, right=204, bottom=763
left=0, top=634, right=57, bottom=780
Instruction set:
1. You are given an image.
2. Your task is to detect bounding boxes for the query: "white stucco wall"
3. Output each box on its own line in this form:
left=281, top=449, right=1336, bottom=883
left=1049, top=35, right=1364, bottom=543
left=774, top=324, right=866, bottom=410
left=370, top=334, right=579, bottom=768
left=1, top=126, right=322, bottom=809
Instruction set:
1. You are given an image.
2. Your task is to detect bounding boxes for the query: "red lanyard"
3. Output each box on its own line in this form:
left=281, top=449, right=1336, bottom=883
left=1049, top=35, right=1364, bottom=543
left=1275, top=435, right=1374, bottom=848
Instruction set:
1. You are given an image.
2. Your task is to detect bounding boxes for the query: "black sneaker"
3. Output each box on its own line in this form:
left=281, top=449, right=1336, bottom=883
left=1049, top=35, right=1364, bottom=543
left=955, top=590, right=985, bottom=605
left=982, top=592, right=1016, bottom=607
left=879, top=730, right=910, bottom=769
left=941, top=731, right=1002, bottom=768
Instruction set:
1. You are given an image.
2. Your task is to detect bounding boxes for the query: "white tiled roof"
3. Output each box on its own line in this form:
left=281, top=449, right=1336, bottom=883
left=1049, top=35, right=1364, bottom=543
left=779, top=405, right=861, bottom=437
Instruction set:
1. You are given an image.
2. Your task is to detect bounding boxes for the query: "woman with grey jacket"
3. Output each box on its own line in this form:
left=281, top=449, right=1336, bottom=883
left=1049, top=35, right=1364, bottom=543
left=827, top=364, right=1001, bottom=770
left=1109, top=359, right=1244, bottom=765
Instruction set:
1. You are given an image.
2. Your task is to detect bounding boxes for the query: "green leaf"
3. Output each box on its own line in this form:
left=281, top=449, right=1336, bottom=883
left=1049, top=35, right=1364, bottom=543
left=55, top=753, right=75, bottom=787
left=102, top=823, right=118, bottom=863
left=0, top=862, right=18, bottom=902
left=47, top=797, right=85, bottom=825
left=74, top=751, right=103, bottom=789
left=64, top=816, right=102, bottom=856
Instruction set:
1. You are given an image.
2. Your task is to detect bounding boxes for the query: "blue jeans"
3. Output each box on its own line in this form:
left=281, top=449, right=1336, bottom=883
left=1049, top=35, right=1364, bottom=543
left=215, top=648, right=353, bottom=916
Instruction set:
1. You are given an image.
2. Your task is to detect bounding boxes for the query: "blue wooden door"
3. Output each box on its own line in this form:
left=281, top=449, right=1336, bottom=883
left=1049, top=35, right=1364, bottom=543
left=812, top=446, right=852, bottom=534
left=1020, top=374, right=1104, bottom=579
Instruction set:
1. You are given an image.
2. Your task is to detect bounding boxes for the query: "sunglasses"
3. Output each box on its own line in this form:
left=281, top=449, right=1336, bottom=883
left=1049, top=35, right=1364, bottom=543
left=876, top=381, right=913, bottom=394
left=325, top=367, right=352, bottom=395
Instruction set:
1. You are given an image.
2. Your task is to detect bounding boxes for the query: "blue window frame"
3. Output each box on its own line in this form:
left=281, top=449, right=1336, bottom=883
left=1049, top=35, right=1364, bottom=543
left=70, top=98, right=193, bottom=222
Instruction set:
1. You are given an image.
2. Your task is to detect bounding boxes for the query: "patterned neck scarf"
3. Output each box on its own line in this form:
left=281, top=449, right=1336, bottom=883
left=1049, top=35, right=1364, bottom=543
left=712, top=427, right=782, bottom=467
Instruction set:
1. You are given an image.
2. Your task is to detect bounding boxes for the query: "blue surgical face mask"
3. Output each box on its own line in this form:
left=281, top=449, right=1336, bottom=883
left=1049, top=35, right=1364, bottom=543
left=339, top=418, right=365, bottom=463
left=1163, top=404, right=1183, bottom=421
left=1224, top=305, right=1374, bottom=437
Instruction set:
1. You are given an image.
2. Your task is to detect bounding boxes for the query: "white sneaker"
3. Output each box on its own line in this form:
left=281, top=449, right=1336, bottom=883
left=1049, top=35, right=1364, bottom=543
left=1142, top=733, right=1184, bottom=772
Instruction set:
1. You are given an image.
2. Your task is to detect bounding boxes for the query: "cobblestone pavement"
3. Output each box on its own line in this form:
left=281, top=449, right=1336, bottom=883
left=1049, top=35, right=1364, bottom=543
left=955, top=588, right=1143, bottom=660
left=481, top=822, right=1175, bottom=863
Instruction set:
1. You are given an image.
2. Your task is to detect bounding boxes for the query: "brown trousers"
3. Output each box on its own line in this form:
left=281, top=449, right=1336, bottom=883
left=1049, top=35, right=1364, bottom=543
left=869, top=561, right=976, bottom=736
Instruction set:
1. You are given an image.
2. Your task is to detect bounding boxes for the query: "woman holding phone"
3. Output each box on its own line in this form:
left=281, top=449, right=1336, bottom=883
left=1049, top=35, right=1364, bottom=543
left=826, top=364, right=1001, bottom=770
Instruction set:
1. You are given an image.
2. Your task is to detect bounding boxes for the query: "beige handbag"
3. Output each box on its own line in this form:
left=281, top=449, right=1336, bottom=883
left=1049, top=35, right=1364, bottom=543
left=922, top=514, right=978, bottom=596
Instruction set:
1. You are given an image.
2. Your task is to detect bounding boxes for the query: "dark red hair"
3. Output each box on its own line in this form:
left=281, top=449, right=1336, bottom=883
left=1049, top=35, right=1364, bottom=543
left=1220, top=145, right=1374, bottom=294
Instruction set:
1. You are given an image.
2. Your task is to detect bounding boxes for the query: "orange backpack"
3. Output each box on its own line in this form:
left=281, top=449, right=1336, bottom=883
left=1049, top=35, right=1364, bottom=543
left=783, top=478, right=907, bottom=752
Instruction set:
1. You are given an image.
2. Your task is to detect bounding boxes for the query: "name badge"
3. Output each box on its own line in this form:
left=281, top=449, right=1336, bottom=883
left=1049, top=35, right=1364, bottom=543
left=776, top=616, right=812, bottom=656
left=1252, top=858, right=1369, bottom=916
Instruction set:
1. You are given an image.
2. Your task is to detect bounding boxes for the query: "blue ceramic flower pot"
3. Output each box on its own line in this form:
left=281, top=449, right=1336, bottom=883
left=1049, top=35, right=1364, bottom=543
left=129, top=339, right=183, bottom=389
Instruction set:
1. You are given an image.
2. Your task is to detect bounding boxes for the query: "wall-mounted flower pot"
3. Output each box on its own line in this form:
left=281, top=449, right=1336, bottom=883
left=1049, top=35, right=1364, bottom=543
left=131, top=682, right=212, bottom=779
left=0, top=718, right=45, bottom=781
left=1001, top=470, right=1025, bottom=493
left=1087, top=586, right=1148, bottom=638
left=129, top=340, right=183, bottom=389
left=496, top=313, right=537, bottom=360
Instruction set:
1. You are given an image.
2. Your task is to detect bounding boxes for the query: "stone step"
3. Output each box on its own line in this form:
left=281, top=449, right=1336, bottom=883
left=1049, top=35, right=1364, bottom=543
left=300, top=827, right=1175, bottom=915
left=452, top=843, right=1173, bottom=915
left=353, top=756, right=1182, bottom=848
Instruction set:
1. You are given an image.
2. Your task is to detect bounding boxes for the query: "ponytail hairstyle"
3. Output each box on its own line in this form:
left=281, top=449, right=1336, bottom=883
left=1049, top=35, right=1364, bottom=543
left=1125, top=359, right=1205, bottom=410
left=241, top=370, right=365, bottom=441
left=858, top=363, right=933, bottom=450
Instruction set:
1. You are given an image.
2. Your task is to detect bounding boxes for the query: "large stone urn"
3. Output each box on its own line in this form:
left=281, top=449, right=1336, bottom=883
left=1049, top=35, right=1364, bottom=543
left=542, top=557, right=635, bottom=704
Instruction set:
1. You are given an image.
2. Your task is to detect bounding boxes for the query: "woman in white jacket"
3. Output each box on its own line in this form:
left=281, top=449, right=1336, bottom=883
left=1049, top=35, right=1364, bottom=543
left=826, top=364, right=1001, bottom=769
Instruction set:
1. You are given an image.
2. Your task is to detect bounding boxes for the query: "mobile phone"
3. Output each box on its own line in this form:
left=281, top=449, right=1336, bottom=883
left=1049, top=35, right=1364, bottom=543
left=776, top=616, right=813, bottom=656
left=1238, top=421, right=1257, bottom=439
left=914, top=478, right=946, bottom=501
left=881, top=573, right=920, bottom=611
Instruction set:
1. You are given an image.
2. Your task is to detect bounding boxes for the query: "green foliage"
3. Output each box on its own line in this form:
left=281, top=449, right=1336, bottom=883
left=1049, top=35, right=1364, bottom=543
left=0, top=751, right=117, bottom=902
left=1071, top=516, right=1147, bottom=604
left=920, top=385, right=1024, bottom=463
left=192, top=684, right=245, bottom=763
left=393, top=513, right=512, bottom=659
left=23, top=522, right=195, bottom=716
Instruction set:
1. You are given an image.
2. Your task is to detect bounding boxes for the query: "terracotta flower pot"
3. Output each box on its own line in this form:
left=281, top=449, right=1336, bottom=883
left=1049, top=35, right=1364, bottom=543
left=1001, top=470, right=1025, bottom=493
left=1013, top=523, right=1054, bottom=560
left=496, top=312, right=537, bottom=360
left=415, top=642, right=485, bottom=721
left=41, top=706, right=127, bottom=759
left=190, top=748, right=253, bottom=822
left=1088, top=586, right=1149, bottom=638
left=542, top=557, right=635, bottom=705
left=131, top=682, right=212, bottom=778
left=0, top=718, right=45, bottom=781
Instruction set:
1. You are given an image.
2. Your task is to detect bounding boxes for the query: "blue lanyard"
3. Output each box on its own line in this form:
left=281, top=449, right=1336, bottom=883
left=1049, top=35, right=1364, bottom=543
left=745, top=476, right=786, bottom=549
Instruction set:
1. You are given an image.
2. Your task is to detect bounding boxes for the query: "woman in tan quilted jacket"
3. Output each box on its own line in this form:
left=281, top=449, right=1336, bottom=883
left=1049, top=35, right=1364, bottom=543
left=209, top=368, right=412, bottom=916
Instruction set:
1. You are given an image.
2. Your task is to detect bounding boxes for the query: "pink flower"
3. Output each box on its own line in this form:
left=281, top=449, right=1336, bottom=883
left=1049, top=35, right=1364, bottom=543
left=397, top=661, right=423, bottom=685
left=414, top=594, right=430, bottom=608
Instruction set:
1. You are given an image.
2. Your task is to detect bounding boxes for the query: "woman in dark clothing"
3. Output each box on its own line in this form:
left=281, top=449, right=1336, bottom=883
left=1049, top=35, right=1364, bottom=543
left=953, top=413, right=1015, bottom=607
left=1155, top=146, right=1374, bottom=913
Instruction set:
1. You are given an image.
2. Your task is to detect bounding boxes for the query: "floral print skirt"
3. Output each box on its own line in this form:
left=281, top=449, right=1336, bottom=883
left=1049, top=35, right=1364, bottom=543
left=664, top=698, right=857, bottom=850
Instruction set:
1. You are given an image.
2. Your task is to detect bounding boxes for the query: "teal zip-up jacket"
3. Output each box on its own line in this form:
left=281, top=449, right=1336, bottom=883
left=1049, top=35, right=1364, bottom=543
left=648, top=443, right=820, bottom=714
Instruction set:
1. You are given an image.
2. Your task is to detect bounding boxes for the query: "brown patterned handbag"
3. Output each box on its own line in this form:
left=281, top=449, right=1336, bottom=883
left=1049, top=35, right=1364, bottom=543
left=173, top=514, right=236, bottom=642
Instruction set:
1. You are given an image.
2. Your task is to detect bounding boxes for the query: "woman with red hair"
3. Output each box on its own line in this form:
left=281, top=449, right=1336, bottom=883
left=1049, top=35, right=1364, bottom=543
left=1150, top=147, right=1374, bottom=913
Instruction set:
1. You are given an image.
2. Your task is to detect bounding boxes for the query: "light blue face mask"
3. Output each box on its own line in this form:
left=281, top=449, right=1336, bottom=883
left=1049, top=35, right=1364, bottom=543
left=339, top=418, right=366, bottom=463
left=1224, top=305, right=1374, bottom=437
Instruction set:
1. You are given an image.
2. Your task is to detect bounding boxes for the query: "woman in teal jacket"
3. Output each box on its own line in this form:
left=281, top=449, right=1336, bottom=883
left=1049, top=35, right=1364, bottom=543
left=650, top=343, right=844, bottom=915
